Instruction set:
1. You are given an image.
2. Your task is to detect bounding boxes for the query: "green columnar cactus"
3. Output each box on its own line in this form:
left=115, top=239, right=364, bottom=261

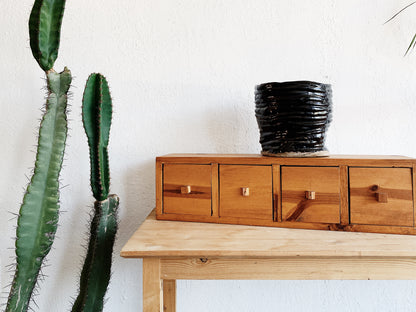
left=72, top=195, right=119, bottom=312
left=6, top=68, right=71, bottom=312
left=6, top=0, right=70, bottom=311
left=82, top=74, right=112, bottom=201
left=29, top=0, right=66, bottom=71
left=72, top=73, right=119, bottom=312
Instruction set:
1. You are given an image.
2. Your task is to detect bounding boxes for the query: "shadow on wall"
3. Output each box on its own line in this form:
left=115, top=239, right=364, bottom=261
left=45, top=159, right=154, bottom=309
left=109, top=160, right=155, bottom=308
left=44, top=199, right=93, bottom=309
left=119, top=159, right=155, bottom=240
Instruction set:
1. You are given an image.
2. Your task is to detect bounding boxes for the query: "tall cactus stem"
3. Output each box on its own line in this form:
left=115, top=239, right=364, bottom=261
left=82, top=73, right=112, bottom=201
left=6, top=68, right=72, bottom=312
left=29, top=0, right=66, bottom=71
left=72, top=195, right=119, bottom=312
left=72, top=73, right=118, bottom=312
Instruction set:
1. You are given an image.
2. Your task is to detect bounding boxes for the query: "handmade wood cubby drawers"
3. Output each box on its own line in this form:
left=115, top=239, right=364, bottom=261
left=220, top=165, right=273, bottom=220
left=156, top=154, right=416, bottom=235
left=281, top=166, right=340, bottom=224
left=349, top=168, right=413, bottom=227
left=163, top=164, right=212, bottom=216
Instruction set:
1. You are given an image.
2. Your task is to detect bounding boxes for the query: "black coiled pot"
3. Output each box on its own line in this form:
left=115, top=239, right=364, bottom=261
left=255, top=81, right=332, bottom=157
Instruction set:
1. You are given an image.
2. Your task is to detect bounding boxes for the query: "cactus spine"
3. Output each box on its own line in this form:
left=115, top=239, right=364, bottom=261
left=6, top=1, right=70, bottom=311
left=72, top=74, right=119, bottom=312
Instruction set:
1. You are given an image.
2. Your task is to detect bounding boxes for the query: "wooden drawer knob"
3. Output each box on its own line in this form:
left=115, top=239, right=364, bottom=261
left=376, top=192, right=388, bottom=203
left=305, top=191, right=316, bottom=200
left=371, top=185, right=388, bottom=203
left=181, top=185, right=191, bottom=194
left=241, top=187, right=250, bottom=197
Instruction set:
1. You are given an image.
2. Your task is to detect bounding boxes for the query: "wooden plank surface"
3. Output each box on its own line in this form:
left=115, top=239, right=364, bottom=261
left=272, top=165, right=281, bottom=222
left=157, top=212, right=416, bottom=235
left=413, top=164, right=416, bottom=227
left=340, top=165, right=349, bottom=225
left=157, top=154, right=415, bottom=167
left=350, top=167, right=413, bottom=226
left=143, top=258, right=162, bottom=312
left=163, top=164, right=212, bottom=216
left=156, top=159, right=163, bottom=215
left=211, top=163, right=219, bottom=217
left=160, top=257, right=416, bottom=280
left=219, top=165, right=273, bottom=220
left=160, top=154, right=413, bottom=159
left=163, top=280, right=176, bottom=312
left=121, top=210, right=416, bottom=258
left=281, top=166, right=340, bottom=223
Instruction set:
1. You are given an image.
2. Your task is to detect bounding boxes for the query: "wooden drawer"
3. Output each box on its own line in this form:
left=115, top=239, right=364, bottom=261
left=156, top=154, right=416, bottom=235
left=219, top=165, right=273, bottom=220
left=349, top=167, right=413, bottom=226
left=163, top=164, right=212, bottom=216
left=281, top=166, right=340, bottom=223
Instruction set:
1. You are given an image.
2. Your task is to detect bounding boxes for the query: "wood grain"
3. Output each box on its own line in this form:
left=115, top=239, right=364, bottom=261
left=157, top=154, right=416, bottom=167
left=160, top=257, right=416, bottom=280
left=340, top=165, right=349, bottom=225
left=143, top=258, right=162, bottom=312
left=211, top=163, right=219, bottom=217
left=156, top=159, right=163, bottom=216
left=121, top=211, right=416, bottom=258
left=350, top=167, right=413, bottom=226
left=156, top=154, right=416, bottom=235
left=272, top=165, right=281, bottom=222
left=282, top=166, right=340, bottom=223
left=163, top=164, right=211, bottom=216
left=413, top=164, right=416, bottom=227
left=219, top=165, right=273, bottom=220
left=156, top=212, right=416, bottom=235
left=163, top=280, right=176, bottom=312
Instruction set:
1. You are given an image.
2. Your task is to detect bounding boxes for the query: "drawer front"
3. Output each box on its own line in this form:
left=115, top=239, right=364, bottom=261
left=163, top=164, right=212, bottom=216
left=282, top=166, right=340, bottom=223
left=219, top=165, right=273, bottom=220
left=349, top=168, right=413, bottom=226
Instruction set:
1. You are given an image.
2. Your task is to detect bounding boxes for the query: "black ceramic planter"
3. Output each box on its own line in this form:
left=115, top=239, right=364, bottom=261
left=255, top=81, right=332, bottom=157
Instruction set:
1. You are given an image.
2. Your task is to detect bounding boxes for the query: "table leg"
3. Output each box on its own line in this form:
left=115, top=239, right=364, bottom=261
left=163, top=280, right=176, bottom=312
left=143, top=258, right=162, bottom=312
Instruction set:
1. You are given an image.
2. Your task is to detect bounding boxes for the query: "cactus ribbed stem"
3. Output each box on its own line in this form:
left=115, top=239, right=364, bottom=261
left=6, top=68, right=72, bottom=312
left=82, top=74, right=112, bottom=201
left=29, top=0, right=66, bottom=71
left=72, top=195, right=119, bottom=312
left=72, top=73, right=118, bottom=312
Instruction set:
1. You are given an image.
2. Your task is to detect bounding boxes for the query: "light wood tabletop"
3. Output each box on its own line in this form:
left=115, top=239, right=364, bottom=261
left=121, top=210, right=416, bottom=312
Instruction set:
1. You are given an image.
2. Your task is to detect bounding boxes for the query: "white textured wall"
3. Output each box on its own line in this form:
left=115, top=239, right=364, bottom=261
left=2, top=0, right=416, bottom=311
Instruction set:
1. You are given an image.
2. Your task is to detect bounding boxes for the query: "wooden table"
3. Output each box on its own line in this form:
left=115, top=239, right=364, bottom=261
left=120, top=210, right=416, bottom=312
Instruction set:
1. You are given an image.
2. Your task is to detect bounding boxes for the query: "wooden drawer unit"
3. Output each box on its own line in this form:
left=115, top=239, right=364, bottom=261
left=219, top=165, right=273, bottom=220
left=281, top=166, right=340, bottom=224
left=163, top=164, right=212, bottom=216
left=156, top=154, right=416, bottom=235
left=349, top=167, right=413, bottom=227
